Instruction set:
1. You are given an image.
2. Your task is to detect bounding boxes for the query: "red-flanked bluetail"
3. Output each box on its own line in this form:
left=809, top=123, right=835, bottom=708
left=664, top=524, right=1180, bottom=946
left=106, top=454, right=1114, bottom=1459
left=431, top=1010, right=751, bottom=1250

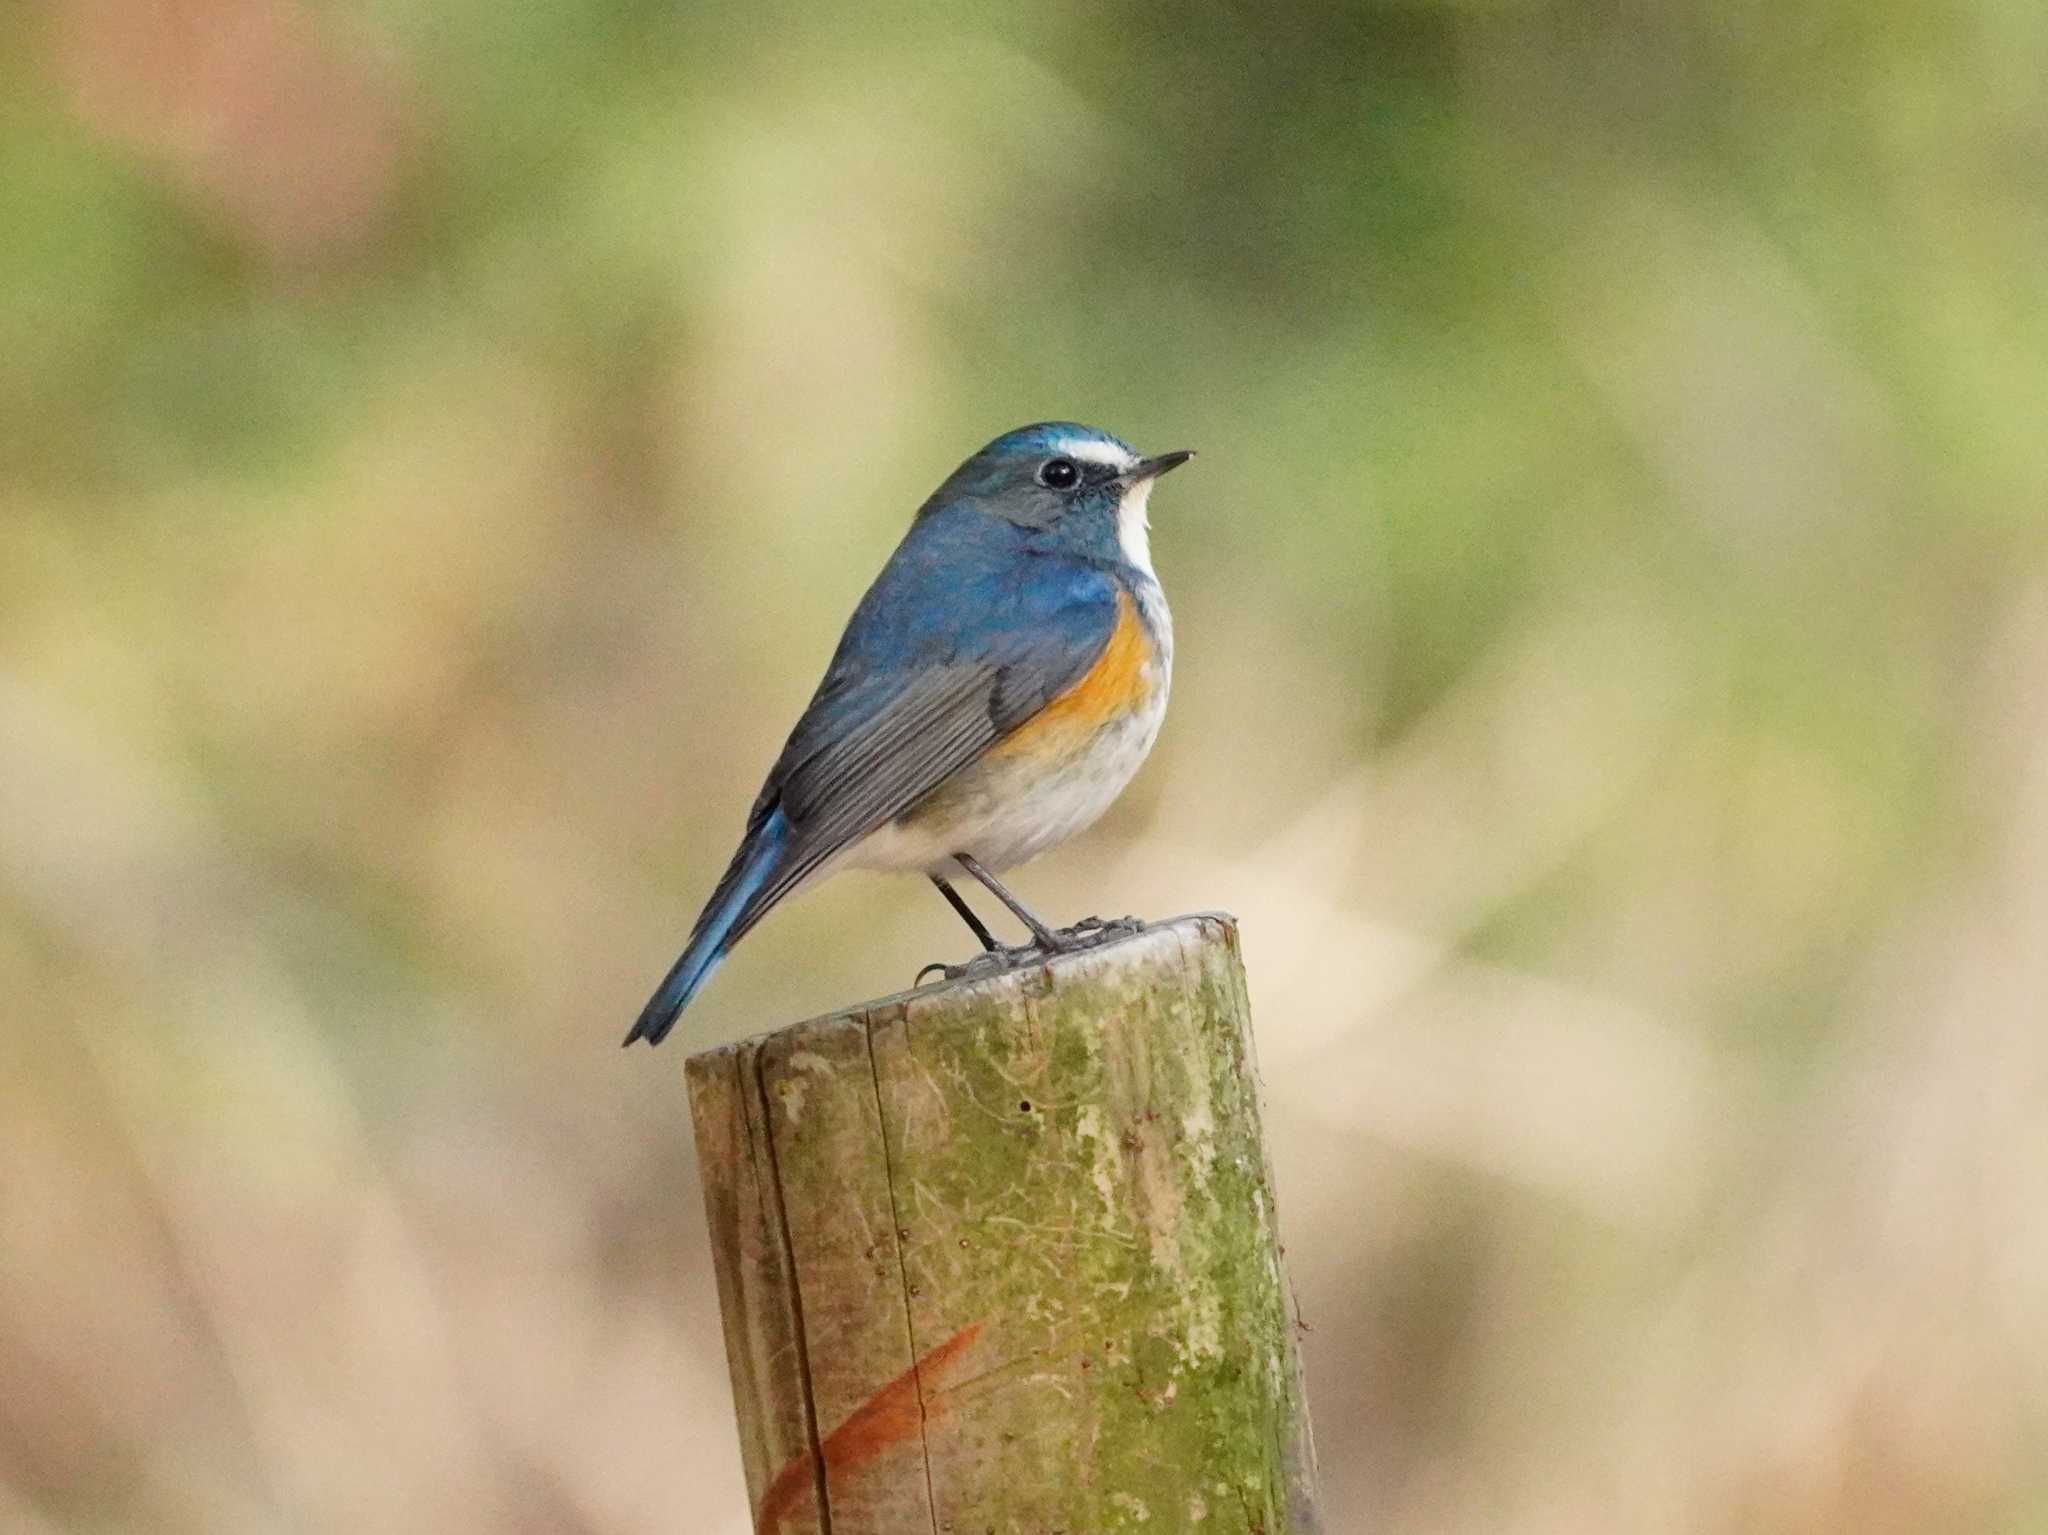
left=627, top=423, right=1192, bottom=1046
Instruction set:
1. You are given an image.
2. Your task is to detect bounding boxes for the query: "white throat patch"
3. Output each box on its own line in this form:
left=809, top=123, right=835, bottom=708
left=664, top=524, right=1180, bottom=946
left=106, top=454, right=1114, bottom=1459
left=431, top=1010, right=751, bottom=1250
left=1117, top=476, right=1157, bottom=576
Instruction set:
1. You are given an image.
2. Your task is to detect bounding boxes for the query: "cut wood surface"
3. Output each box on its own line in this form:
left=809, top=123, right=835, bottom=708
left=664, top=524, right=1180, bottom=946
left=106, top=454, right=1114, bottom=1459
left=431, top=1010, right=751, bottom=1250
left=686, top=913, right=1321, bottom=1534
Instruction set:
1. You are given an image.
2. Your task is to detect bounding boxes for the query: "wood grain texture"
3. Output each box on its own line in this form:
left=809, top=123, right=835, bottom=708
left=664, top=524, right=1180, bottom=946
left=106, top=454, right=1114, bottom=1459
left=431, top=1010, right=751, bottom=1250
left=685, top=914, right=1321, bottom=1534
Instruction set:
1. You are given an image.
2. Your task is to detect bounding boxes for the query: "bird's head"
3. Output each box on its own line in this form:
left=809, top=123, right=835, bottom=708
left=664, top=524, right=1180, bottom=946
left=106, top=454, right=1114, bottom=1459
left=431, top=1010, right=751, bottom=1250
left=927, top=422, right=1194, bottom=576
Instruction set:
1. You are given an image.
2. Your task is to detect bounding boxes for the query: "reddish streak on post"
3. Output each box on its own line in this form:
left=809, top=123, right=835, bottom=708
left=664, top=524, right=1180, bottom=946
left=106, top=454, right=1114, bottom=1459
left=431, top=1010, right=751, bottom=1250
left=754, top=1319, right=986, bottom=1535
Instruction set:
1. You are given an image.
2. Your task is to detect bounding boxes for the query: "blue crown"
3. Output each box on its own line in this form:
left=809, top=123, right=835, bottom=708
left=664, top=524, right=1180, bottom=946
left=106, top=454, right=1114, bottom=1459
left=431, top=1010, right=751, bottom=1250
left=981, top=422, right=1136, bottom=462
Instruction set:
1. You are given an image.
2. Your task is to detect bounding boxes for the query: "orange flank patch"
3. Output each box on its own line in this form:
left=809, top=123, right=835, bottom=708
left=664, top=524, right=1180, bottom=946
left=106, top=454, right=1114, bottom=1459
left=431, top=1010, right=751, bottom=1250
left=754, top=1320, right=986, bottom=1535
left=989, top=589, right=1153, bottom=759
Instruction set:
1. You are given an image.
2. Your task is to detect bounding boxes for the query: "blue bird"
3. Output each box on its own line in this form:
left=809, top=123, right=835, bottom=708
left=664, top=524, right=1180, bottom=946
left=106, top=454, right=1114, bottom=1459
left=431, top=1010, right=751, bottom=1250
left=625, top=423, right=1193, bottom=1046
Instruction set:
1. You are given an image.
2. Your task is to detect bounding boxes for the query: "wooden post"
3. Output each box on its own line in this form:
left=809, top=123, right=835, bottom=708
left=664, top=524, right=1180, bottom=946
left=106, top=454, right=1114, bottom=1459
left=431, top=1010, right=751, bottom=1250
left=686, top=913, right=1321, bottom=1534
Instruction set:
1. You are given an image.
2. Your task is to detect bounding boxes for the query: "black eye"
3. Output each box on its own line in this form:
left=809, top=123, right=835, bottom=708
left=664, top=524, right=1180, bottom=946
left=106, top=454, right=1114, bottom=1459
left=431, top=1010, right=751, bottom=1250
left=1038, top=457, right=1080, bottom=490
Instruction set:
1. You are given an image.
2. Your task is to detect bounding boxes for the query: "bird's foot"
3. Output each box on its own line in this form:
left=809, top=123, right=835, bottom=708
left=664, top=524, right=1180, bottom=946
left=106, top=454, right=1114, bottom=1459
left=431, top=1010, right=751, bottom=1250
left=912, top=918, right=1147, bottom=987
left=914, top=943, right=1042, bottom=987
left=1055, top=914, right=1146, bottom=947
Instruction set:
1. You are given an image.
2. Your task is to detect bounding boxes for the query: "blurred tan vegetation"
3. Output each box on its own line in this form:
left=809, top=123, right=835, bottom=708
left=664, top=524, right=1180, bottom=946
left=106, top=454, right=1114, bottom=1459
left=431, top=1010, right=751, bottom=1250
left=4, top=0, right=2047, bottom=1530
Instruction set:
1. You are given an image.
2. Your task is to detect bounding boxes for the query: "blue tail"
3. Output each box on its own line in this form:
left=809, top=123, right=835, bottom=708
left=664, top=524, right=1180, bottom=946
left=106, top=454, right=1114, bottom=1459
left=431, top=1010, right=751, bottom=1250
left=624, top=810, right=789, bottom=1046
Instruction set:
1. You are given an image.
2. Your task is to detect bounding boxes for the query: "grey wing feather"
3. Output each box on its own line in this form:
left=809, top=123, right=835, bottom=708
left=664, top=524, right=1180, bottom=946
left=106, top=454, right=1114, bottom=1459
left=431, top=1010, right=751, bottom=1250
left=777, top=662, right=1002, bottom=855
left=714, top=660, right=1022, bottom=949
left=717, top=615, right=1117, bottom=948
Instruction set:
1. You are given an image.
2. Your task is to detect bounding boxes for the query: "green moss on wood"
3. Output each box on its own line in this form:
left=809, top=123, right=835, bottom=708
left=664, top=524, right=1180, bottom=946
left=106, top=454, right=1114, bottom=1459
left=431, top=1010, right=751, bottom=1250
left=687, top=915, right=1321, bottom=1534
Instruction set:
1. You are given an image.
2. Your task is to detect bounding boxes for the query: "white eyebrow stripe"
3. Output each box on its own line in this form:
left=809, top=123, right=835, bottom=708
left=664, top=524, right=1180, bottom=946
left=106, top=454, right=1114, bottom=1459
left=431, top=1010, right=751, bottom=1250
left=1052, top=437, right=1137, bottom=469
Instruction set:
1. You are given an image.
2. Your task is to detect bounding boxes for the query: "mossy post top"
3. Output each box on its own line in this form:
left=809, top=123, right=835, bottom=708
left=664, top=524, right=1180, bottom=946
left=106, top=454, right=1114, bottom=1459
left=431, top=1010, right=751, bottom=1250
left=686, top=914, right=1321, bottom=1534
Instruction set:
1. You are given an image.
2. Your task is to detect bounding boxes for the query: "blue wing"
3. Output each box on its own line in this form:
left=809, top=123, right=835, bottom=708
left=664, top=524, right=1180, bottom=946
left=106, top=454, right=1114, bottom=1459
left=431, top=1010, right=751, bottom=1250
left=625, top=506, right=1120, bottom=1044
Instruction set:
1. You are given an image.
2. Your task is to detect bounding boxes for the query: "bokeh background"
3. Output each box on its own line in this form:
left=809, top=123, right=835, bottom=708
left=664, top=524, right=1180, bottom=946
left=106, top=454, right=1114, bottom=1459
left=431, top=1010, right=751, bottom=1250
left=6, top=1, right=2047, bottom=1530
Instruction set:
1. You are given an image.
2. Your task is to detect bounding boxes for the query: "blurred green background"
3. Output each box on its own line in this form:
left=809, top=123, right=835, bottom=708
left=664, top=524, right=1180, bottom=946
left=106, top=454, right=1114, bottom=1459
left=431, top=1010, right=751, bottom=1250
left=6, top=0, right=2047, bottom=1530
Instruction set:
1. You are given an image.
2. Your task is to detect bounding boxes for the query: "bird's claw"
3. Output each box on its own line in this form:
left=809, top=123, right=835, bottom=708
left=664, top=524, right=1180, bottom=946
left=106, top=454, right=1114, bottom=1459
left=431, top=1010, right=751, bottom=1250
left=915, top=943, right=1041, bottom=987
left=913, top=917, right=1148, bottom=987
left=1061, top=914, right=1145, bottom=942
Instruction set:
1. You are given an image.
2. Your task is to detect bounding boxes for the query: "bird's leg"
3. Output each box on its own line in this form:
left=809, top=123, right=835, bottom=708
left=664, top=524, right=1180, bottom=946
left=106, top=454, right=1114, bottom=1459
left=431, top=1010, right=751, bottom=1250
left=952, top=856, right=1145, bottom=947
left=916, top=874, right=1031, bottom=985
left=913, top=857, right=1142, bottom=986
left=952, top=853, right=1077, bottom=953
left=929, top=875, right=1000, bottom=951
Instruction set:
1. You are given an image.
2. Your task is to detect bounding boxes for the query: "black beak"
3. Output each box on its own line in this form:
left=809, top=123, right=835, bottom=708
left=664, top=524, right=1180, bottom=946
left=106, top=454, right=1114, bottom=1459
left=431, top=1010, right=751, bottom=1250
left=1125, top=449, right=1195, bottom=483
